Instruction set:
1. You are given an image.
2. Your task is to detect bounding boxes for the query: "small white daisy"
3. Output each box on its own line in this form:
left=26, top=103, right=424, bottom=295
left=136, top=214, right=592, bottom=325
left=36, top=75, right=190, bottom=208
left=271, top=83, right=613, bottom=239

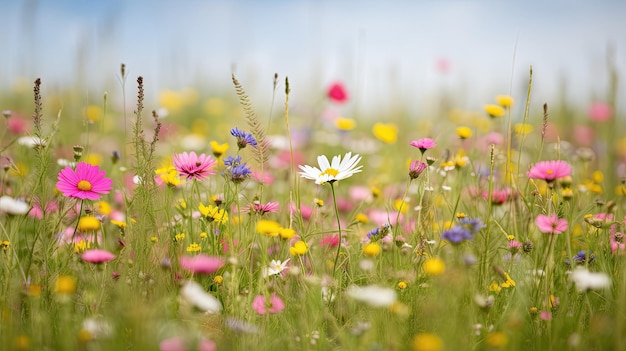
left=298, top=152, right=362, bottom=185
left=263, top=258, right=291, bottom=277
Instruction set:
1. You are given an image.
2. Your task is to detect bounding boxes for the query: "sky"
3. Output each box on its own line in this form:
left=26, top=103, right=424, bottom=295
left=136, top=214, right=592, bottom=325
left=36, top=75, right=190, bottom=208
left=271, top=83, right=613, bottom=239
left=1, top=0, right=624, bottom=113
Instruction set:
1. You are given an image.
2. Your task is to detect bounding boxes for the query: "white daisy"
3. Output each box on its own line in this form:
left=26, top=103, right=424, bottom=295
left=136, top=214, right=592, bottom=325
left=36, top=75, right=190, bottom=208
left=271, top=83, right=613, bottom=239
left=346, top=284, right=397, bottom=308
left=180, top=280, right=222, bottom=314
left=0, top=196, right=29, bottom=215
left=569, top=267, right=611, bottom=292
left=263, top=259, right=291, bottom=277
left=298, top=152, right=362, bottom=185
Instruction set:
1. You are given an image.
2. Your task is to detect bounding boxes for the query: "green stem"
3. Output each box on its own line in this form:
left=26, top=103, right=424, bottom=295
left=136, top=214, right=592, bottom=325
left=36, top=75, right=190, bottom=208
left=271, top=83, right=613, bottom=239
left=330, top=182, right=343, bottom=279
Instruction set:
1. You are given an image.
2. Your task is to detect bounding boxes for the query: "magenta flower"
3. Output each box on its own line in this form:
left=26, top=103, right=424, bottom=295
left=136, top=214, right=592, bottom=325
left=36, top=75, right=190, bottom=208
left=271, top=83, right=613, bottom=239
left=527, top=160, right=571, bottom=182
left=159, top=337, right=186, bottom=351
left=81, top=249, right=116, bottom=263
left=242, top=201, right=280, bottom=215
left=410, top=138, right=436, bottom=153
left=252, top=293, right=285, bottom=314
left=173, top=152, right=216, bottom=181
left=327, top=82, right=348, bottom=103
left=56, top=162, right=113, bottom=200
left=179, top=254, right=225, bottom=274
left=409, top=160, right=428, bottom=179
left=536, top=214, right=568, bottom=234
left=588, top=102, right=612, bottom=122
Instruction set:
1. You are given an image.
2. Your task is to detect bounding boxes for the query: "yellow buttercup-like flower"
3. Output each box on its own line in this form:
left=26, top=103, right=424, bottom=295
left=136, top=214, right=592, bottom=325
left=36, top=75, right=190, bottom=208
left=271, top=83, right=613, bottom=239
left=372, top=123, right=398, bottom=144
left=335, top=117, right=356, bottom=131
left=496, top=95, right=514, bottom=108
left=210, top=141, right=229, bottom=158
left=290, top=240, right=308, bottom=255
left=422, top=257, right=445, bottom=276
left=456, top=126, right=472, bottom=139
left=256, top=220, right=282, bottom=237
left=484, top=104, right=506, bottom=118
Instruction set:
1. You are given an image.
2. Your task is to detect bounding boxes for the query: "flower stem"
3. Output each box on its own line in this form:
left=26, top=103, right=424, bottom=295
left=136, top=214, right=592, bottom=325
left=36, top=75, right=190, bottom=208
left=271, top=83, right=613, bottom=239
left=329, top=182, right=343, bottom=279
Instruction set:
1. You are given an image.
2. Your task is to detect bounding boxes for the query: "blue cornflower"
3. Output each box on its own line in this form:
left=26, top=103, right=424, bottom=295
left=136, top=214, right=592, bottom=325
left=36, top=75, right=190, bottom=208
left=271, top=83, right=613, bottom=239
left=566, top=250, right=595, bottom=266
left=441, top=226, right=473, bottom=245
left=230, top=127, right=257, bottom=149
left=223, top=155, right=242, bottom=167
left=459, top=217, right=486, bottom=234
left=228, top=163, right=252, bottom=183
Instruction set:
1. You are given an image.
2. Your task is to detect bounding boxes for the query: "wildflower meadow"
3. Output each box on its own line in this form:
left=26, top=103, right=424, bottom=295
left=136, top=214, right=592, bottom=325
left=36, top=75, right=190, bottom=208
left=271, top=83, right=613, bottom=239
left=1, top=62, right=626, bottom=351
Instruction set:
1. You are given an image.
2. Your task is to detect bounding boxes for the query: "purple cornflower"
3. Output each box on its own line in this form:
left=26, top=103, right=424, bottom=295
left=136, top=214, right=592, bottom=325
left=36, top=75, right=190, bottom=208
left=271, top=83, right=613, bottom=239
left=441, top=226, right=473, bottom=245
left=459, top=217, right=486, bottom=234
left=223, top=155, right=242, bottom=167
left=229, top=163, right=252, bottom=183
left=566, top=250, right=595, bottom=266
left=230, top=127, right=257, bottom=149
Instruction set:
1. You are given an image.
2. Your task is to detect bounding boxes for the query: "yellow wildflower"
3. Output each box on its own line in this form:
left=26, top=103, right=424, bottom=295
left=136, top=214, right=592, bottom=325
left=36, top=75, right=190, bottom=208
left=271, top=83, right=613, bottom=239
left=484, top=104, right=506, bottom=118
left=55, top=275, right=77, bottom=295
left=186, top=243, right=201, bottom=253
left=110, top=220, right=127, bottom=228
left=159, top=90, right=184, bottom=112
left=422, top=257, right=445, bottom=276
left=456, top=126, right=472, bottom=139
left=210, top=141, right=229, bottom=158
left=335, top=117, right=356, bottom=131
left=412, top=333, right=443, bottom=351
left=96, top=201, right=111, bottom=216
left=514, top=123, right=533, bottom=135
left=174, top=233, right=186, bottom=242
left=279, top=227, right=296, bottom=240
left=394, top=198, right=408, bottom=213
left=372, top=123, right=398, bottom=144
left=486, top=332, right=509, bottom=349
left=363, top=243, right=381, bottom=257
left=84, top=105, right=103, bottom=123
left=198, top=204, right=229, bottom=224
left=150, top=236, right=159, bottom=243
left=199, top=232, right=208, bottom=239
left=397, top=281, right=408, bottom=290
left=290, top=241, right=308, bottom=255
left=213, top=275, right=223, bottom=285
left=77, top=216, right=101, bottom=232
left=355, top=213, right=369, bottom=224
left=496, top=95, right=514, bottom=108
left=257, top=220, right=282, bottom=237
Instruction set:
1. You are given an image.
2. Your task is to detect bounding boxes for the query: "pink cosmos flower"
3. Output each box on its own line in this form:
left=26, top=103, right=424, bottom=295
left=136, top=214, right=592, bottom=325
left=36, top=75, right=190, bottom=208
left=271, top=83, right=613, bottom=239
left=588, top=102, right=612, bottom=122
left=179, top=254, right=225, bottom=274
left=410, top=138, right=436, bottom=153
left=57, top=162, right=113, bottom=200
left=242, top=201, right=280, bottom=215
left=409, top=160, right=428, bottom=179
left=81, top=249, right=116, bottom=263
left=159, top=337, right=186, bottom=351
left=536, top=214, right=568, bottom=234
left=327, top=82, right=348, bottom=103
left=527, top=160, right=571, bottom=182
left=173, top=152, right=216, bottom=181
left=252, top=293, right=285, bottom=314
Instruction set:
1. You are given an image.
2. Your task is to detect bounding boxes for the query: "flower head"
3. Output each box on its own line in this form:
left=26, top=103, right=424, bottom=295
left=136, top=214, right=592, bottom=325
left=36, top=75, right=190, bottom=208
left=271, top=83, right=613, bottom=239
left=441, top=226, right=473, bottom=245
left=0, top=196, right=29, bottom=215
left=527, top=160, right=571, bottom=182
left=81, top=249, right=115, bottom=264
left=410, top=138, right=436, bottom=153
left=346, top=284, right=397, bottom=308
left=252, top=293, right=285, bottom=314
left=327, top=82, right=349, bottom=103
left=230, top=127, right=257, bottom=149
left=484, top=104, right=506, bottom=118
left=409, top=160, right=428, bottom=179
left=242, top=201, right=280, bottom=215
left=456, top=126, right=472, bottom=139
left=298, top=152, right=362, bottom=185
left=210, top=141, right=229, bottom=157
left=172, top=152, right=216, bottom=181
left=56, top=162, right=112, bottom=200
left=372, top=123, right=398, bottom=144
left=263, top=259, right=290, bottom=277
left=496, top=95, right=514, bottom=108
left=569, top=267, right=611, bottom=292
left=179, top=254, right=225, bottom=274
left=536, top=214, right=568, bottom=234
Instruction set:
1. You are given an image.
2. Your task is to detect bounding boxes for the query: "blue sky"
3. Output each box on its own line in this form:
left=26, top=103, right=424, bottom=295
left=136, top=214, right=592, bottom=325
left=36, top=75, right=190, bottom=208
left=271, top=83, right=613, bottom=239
left=1, top=0, right=624, bottom=111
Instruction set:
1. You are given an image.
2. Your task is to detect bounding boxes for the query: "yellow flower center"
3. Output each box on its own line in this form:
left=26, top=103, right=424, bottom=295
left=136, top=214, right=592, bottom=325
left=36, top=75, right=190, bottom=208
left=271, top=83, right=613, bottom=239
left=321, top=168, right=339, bottom=177
left=546, top=169, right=553, bottom=175
left=77, top=180, right=92, bottom=191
